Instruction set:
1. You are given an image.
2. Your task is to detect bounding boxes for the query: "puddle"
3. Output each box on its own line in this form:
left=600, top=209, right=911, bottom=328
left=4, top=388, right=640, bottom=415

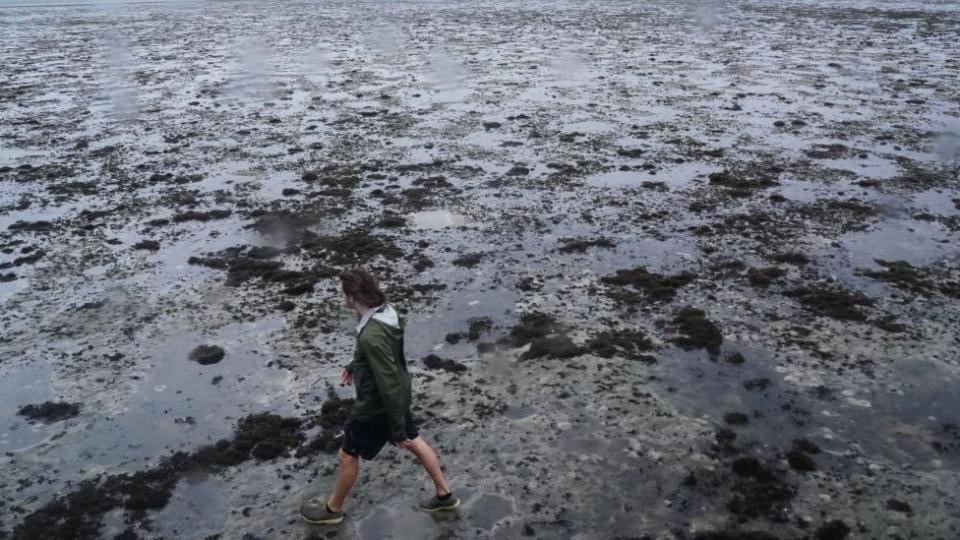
left=838, top=217, right=953, bottom=267
left=655, top=342, right=960, bottom=469
left=135, top=218, right=278, bottom=284
left=0, top=361, right=55, bottom=451
left=656, top=160, right=719, bottom=188
left=912, top=188, right=960, bottom=215
left=1, top=316, right=295, bottom=489
left=461, top=130, right=517, bottom=151
left=586, top=162, right=713, bottom=189
left=778, top=177, right=833, bottom=203
left=146, top=474, right=229, bottom=539
left=817, top=156, right=902, bottom=180
left=585, top=169, right=656, bottom=187
left=882, top=360, right=960, bottom=427
left=0, top=146, right=40, bottom=160
left=502, top=403, right=535, bottom=421
left=0, top=274, right=30, bottom=303
left=405, top=283, right=519, bottom=359
left=2, top=0, right=959, bottom=538
left=655, top=344, right=794, bottom=431
left=356, top=504, right=439, bottom=540
left=0, top=196, right=85, bottom=231
left=563, top=119, right=616, bottom=134
left=821, top=359, right=960, bottom=468
left=468, top=493, right=514, bottom=531
left=409, top=209, right=467, bottom=229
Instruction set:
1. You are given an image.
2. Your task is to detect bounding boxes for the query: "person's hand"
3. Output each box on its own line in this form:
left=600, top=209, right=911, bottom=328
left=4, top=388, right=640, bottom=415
left=392, top=439, right=413, bottom=448
left=340, top=369, right=353, bottom=385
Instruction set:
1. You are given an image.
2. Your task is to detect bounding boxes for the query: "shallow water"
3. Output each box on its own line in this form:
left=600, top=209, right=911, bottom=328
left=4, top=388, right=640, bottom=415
left=409, top=209, right=466, bottom=229
left=2, top=0, right=959, bottom=538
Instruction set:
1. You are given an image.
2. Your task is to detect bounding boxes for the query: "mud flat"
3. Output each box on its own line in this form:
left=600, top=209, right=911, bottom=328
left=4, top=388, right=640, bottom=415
left=1, top=0, right=959, bottom=538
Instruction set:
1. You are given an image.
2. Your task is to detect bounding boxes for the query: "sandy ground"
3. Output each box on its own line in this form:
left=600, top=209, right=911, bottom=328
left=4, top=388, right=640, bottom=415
left=1, top=0, right=959, bottom=539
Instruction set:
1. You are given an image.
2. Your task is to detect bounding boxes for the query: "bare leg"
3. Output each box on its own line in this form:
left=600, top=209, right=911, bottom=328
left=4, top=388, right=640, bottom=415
left=327, top=449, right=359, bottom=512
left=406, top=436, right=451, bottom=495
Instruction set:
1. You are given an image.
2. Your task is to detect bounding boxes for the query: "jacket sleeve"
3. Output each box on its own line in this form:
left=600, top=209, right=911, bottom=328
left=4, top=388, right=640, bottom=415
left=359, top=335, right=407, bottom=442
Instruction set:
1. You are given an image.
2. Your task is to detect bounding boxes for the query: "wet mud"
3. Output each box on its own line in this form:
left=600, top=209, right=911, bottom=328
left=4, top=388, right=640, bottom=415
left=2, top=0, right=960, bottom=539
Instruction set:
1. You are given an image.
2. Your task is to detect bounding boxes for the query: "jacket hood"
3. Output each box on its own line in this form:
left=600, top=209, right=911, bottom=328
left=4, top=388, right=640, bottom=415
left=356, top=303, right=400, bottom=334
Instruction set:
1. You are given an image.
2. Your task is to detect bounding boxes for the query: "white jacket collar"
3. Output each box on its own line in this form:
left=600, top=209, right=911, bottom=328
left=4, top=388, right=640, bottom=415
left=356, top=304, right=399, bottom=334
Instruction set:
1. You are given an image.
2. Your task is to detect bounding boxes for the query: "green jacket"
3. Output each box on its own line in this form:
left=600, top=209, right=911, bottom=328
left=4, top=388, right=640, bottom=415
left=345, top=305, right=412, bottom=442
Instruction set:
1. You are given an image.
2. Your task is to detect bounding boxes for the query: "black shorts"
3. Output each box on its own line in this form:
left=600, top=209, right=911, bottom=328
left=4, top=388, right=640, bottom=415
left=341, top=411, right=419, bottom=460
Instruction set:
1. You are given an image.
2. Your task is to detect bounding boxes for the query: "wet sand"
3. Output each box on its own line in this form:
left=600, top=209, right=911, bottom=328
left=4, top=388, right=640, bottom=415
left=1, top=0, right=959, bottom=538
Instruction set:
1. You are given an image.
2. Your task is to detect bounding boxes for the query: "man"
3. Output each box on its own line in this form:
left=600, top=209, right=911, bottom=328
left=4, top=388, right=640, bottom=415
left=299, top=267, right=459, bottom=524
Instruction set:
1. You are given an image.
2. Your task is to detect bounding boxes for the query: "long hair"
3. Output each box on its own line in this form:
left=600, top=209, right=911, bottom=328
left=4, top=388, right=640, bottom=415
left=339, top=267, right=387, bottom=308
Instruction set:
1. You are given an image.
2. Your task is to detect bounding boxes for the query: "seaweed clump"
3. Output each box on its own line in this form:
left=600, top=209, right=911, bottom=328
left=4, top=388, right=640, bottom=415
left=18, top=402, right=80, bottom=423
left=746, top=266, right=786, bottom=287
left=784, top=285, right=873, bottom=321
left=423, top=354, right=468, bottom=373
left=582, top=328, right=656, bottom=362
left=670, top=307, right=723, bottom=354
left=601, top=266, right=696, bottom=306
left=12, top=413, right=304, bottom=540
left=188, top=344, right=224, bottom=365
left=509, top=312, right=584, bottom=361
left=509, top=311, right=561, bottom=346
left=521, top=335, right=582, bottom=360
left=860, top=259, right=959, bottom=298
left=557, top=236, right=615, bottom=254
left=297, top=394, right=354, bottom=458
left=726, top=456, right=796, bottom=521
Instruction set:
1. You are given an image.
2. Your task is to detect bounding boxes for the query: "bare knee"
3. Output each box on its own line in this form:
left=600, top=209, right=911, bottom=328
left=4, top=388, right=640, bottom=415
left=406, top=435, right=426, bottom=450
left=338, top=448, right=358, bottom=466
left=407, top=436, right=436, bottom=456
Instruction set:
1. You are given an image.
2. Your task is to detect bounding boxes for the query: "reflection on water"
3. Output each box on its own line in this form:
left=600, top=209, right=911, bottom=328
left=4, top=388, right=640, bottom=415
left=409, top=209, right=467, bottom=229
left=0, top=362, right=54, bottom=451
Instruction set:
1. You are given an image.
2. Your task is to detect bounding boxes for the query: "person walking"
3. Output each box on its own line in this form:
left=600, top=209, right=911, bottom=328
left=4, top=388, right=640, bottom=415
left=299, top=267, right=459, bottom=524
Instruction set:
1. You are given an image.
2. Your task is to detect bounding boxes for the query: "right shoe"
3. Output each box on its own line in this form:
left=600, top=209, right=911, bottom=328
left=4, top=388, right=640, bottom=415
left=299, top=499, right=345, bottom=524
left=418, top=493, right=461, bottom=512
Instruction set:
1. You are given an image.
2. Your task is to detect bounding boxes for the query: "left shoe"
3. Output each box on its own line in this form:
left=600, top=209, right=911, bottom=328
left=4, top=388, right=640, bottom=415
left=299, top=499, right=345, bottom=524
left=418, top=493, right=461, bottom=512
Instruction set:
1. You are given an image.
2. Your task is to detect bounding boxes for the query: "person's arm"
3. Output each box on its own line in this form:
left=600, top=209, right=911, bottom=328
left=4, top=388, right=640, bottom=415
left=341, top=352, right=357, bottom=385
left=359, top=336, right=407, bottom=442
